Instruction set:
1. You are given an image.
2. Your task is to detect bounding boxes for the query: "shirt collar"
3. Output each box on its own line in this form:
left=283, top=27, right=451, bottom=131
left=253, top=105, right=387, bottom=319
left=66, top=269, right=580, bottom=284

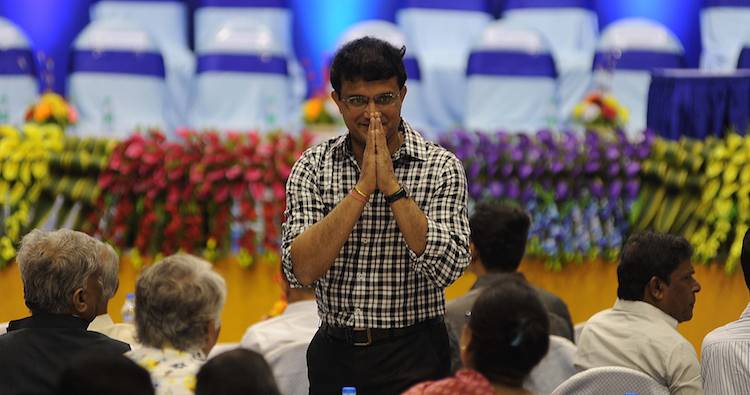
left=89, top=314, right=115, bottom=329
left=740, top=301, right=750, bottom=320
left=331, top=119, right=429, bottom=163
left=613, top=299, right=679, bottom=329
left=8, top=313, right=91, bottom=332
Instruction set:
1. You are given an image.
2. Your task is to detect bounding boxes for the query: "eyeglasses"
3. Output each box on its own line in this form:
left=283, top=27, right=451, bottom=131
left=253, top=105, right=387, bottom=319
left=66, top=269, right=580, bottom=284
left=464, top=310, right=472, bottom=323
left=341, top=92, right=400, bottom=108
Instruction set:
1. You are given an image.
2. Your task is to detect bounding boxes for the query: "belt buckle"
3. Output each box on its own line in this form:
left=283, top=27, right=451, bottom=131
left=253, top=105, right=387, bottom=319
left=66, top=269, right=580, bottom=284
left=351, top=327, right=372, bottom=346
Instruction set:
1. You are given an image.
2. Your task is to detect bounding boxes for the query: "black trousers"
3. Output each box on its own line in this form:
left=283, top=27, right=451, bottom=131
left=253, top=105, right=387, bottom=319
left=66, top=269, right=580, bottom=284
left=307, top=319, right=451, bottom=395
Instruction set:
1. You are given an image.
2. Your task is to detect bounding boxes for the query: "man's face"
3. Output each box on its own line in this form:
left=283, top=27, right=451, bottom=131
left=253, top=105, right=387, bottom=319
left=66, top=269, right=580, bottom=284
left=657, top=260, right=701, bottom=322
left=332, top=77, right=405, bottom=149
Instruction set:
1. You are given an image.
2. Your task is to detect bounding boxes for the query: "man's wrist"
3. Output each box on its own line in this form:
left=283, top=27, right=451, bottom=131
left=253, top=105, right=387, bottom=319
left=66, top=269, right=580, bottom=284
left=382, top=180, right=401, bottom=196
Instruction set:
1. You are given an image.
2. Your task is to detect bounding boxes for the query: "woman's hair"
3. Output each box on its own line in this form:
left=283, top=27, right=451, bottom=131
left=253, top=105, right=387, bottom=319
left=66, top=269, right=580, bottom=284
left=17, top=229, right=116, bottom=314
left=195, top=349, right=281, bottom=395
left=135, top=254, right=226, bottom=351
left=466, top=274, right=550, bottom=386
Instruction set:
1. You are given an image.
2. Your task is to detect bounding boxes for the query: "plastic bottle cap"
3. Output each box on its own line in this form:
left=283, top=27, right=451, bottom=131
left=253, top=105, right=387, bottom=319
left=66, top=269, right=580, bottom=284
left=126, top=293, right=135, bottom=300
left=341, top=386, right=356, bottom=395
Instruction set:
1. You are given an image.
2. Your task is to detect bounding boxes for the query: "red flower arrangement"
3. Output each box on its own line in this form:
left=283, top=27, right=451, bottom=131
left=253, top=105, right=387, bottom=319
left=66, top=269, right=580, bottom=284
left=97, top=129, right=313, bottom=263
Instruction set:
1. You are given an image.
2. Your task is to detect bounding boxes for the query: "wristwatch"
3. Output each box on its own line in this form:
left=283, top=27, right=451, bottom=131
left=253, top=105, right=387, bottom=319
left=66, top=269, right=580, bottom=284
left=385, top=186, right=408, bottom=204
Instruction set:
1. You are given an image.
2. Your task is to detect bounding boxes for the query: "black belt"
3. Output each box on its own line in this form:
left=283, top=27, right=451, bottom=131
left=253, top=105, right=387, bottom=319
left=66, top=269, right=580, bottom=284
left=321, top=317, right=443, bottom=347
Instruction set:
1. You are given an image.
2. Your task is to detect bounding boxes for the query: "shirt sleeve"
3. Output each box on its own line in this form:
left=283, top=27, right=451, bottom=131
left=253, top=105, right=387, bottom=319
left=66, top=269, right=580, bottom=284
left=667, top=341, right=704, bottom=395
left=408, top=154, right=471, bottom=289
left=281, top=150, right=325, bottom=288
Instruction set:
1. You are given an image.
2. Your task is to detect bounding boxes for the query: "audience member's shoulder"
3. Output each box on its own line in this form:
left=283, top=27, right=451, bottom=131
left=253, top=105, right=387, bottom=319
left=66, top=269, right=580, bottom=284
left=85, top=330, right=131, bottom=353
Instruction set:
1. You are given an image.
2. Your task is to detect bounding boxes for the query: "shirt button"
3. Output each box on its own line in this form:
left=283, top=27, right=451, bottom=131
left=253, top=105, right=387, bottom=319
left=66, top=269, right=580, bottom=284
left=362, top=238, right=369, bottom=245
left=357, top=273, right=366, bottom=280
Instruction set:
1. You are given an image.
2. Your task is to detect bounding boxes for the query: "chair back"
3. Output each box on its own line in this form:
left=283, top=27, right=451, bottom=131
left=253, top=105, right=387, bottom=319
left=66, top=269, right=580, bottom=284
left=464, top=20, right=557, bottom=133
left=700, top=0, right=750, bottom=71
left=593, top=18, right=686, bottom=136
left=68, top=18, right=167, bottom=137
left=502, top=0, right=598, bottom=70
left=396, top=0, right=493, bottom=131
left=190, top=19, right=295, bottom=132
left=0, top=17, right=38, bottom=126
left=525, top=335, right=577, bottom=395
left=552, top=366, right=670, bottom=395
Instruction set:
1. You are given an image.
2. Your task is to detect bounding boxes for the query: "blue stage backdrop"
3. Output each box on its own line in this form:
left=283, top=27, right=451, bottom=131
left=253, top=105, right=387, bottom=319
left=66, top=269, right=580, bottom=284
left=0, top=0, right=702, bottom=96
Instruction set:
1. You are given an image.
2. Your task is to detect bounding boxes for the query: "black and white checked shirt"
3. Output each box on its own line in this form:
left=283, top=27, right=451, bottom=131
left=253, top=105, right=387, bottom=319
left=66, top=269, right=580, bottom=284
left=282, top=120, right=470, bottom=329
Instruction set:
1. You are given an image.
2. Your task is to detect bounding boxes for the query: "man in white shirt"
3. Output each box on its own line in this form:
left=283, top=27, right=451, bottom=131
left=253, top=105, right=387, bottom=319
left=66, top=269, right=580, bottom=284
left=701, top=229, right=750, bottom=394
left=241, top=270, right=318, bottom=395
left=87, top=249, right=137, bottom=347
left=575, top=231, right=703, bottom=394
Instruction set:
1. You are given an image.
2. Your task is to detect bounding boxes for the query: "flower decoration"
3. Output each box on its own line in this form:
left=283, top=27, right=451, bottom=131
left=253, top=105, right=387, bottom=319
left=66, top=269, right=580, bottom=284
left=440, top=128, right=652, bottom=269
left=24, top=92, right=77, bottom=128
left=572, top=91, right=629, bottom=132
left=302, top=93, right=342, bottom=126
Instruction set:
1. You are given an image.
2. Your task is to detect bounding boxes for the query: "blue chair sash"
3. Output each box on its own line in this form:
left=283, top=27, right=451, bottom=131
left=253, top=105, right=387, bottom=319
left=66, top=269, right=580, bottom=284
left=593, top=50, right=686, bottom=71
left=504, top=0, right=594, bottom=10
left=739, top=47, right=750, bottom=69
left=399, top=0, right=489, bottom=12
left=467, top=50, right=557, bottom=77
left=69, top=50, right=165, bottom=77
left=197, top=54, right=288, bottom=75
left=703, top=0, right=750, bottom=8
left=198, top=0, right=287, bottom=7
left=404, top=57, right=421, bottom=81
left=0, top=48, right=36, bottom=76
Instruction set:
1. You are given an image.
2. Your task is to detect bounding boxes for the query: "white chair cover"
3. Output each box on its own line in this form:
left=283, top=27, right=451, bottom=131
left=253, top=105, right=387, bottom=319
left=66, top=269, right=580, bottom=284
left=0, top=321, right=8, bottom=335
left=194, top=0, right=305, bottom=120
left=396, top=0, right=493, bottom=131
left=552, top=366, right=670, bottom=395
left=700, top=0, right=750, bottom=71
left=207, top=342, right=239, bottom=359
left=464, top=20, right=558, bottom=133
left=501, top=0, right=598, bottom=126
left=594, top=18, right=686, bottom=137
left=335, top=20, right=432, bottom=137
left=574, top=321, right=586, bottom=344
left=189, top=19, right=297, bottom=132
left=525, top=335, right=577, bottom=395
left=0, top=17, right=38, bottom=126
left=68, top=18, right=168, bottom=138
left=91, top=0, right=195, bottom=131
left=264, top=341, right=310, bottom=395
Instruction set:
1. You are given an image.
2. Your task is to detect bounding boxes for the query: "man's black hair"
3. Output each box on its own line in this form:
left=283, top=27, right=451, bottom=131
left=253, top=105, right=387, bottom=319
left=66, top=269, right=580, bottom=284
left=617, top=231, right=693, bottom=301
left=330, top=36, right=407, bottom=95
left=470, top=201, right=531, bottom=272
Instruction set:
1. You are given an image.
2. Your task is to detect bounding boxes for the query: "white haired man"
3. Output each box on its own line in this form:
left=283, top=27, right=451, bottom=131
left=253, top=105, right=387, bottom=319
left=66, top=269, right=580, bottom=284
left=127, top=254, right=227, bottom=395
left=87, top=249, right=137, bottom=347
left=0, top=229, right=130, bottom=395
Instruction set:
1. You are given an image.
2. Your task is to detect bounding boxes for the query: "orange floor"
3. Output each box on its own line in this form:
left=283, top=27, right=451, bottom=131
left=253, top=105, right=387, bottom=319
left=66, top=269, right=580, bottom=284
left=1, top=257, right=747, bottom=354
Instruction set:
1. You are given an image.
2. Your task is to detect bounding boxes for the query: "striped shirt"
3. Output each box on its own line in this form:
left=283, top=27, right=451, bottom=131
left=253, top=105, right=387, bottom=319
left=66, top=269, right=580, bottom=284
left=281, top=120, right=470, bottom=329
left=701, top=302, right=750, bottom=395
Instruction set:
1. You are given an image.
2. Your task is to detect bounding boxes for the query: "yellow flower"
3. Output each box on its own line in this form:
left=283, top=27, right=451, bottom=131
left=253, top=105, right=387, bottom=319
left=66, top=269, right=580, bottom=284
left=31, top=161, right=47, bottom=179
left=33, top=102, right=52, bottom=123
left=2, top=160, right=18, bottom=181
left=237, top=248, right=254, bottom=268
left=183, top=375, right=196, bottom=391
left=0, top=237, right=15, bottom=261
left=303, top=97, right=324, bottom=122
left=141, top=357, right=160, bottom=370
left=9, top=182, right=25, bottom=205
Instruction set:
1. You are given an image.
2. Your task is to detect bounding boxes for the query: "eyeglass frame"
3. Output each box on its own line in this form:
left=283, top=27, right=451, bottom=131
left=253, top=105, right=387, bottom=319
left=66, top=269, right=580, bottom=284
left=339, top=91, right=401, bottom=109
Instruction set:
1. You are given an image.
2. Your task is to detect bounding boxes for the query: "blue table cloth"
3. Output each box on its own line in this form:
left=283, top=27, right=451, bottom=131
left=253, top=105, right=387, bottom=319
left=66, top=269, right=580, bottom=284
left=647, top=69, right=750, bottom=140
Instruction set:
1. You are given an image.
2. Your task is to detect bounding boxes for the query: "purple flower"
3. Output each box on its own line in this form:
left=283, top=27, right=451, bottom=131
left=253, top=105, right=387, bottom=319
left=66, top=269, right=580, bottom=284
left=608, top=180, right=623, bottom=199
left=625, top=179, right=640, bottom=199
left=489, top=181, right=504, bottom=198
left=555, top=180, right=569, bottom=201
left=518, top=163, right=533, bottom=179
left=607, top=162, right=620, bottom=177
left=590, top=178, right=604, bottom=198
left=624, top=161, right=640, bottom=177
left=507, top=179, right=520, bottom=200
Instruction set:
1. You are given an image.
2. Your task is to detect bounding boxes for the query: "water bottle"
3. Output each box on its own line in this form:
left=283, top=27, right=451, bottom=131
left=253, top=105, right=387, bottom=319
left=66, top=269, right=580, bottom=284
left=341, top=387, right=356, bottom=395
left=121, top=293, right=135, bottom=324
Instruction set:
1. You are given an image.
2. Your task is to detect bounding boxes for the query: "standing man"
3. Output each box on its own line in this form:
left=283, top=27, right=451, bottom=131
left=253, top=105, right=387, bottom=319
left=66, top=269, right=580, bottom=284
left=282, top=37, right=471, bottom=394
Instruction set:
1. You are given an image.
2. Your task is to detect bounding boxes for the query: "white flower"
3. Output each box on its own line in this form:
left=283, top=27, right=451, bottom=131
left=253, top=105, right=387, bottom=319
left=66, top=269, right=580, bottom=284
left=582, top=103, right=601, bottom=122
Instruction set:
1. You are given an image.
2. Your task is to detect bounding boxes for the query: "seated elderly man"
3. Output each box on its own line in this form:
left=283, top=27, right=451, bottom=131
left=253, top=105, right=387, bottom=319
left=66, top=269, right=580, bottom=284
left=88, top=243, right=137, bottom=347
left=0, top=229, right=131, bottom=395
left=575, top=231, right=703, bottom=394
left=127, top=254, right=226, bottom=395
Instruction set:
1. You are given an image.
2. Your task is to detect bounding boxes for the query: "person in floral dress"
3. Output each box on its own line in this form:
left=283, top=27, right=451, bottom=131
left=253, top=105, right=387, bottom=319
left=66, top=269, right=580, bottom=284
left=127, top=254, right=227, bottom=395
